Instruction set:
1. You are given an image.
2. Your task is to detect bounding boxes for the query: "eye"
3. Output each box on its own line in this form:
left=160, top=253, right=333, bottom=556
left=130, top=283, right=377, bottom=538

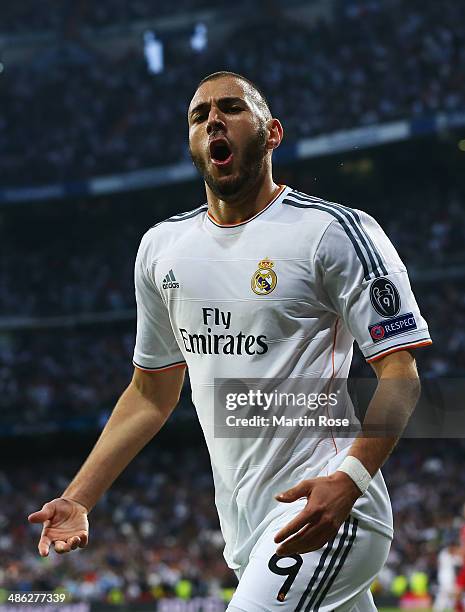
left=193, top=113, right=207, bottom=123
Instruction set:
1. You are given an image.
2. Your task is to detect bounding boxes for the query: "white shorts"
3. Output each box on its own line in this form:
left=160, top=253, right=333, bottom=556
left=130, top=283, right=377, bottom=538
left=227, top=512, right=391, bottom=612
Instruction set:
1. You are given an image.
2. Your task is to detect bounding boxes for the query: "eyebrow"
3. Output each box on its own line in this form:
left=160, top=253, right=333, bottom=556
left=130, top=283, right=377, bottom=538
left=189, top=96, right=247, bottom=118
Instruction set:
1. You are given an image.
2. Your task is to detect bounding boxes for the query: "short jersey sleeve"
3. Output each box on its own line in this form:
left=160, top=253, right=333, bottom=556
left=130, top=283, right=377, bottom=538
left=314, top=211, right=432, bottom=362
left=132, top=231, right=186, bottom=372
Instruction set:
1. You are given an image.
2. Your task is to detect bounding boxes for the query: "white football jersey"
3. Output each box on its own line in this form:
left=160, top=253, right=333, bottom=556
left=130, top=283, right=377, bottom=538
left=133, top=185, right=432, bottom=570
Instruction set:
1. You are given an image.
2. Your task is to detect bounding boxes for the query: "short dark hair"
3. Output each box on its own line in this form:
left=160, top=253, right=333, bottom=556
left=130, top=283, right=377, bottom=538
left=196, top=71, right=272, bottom=120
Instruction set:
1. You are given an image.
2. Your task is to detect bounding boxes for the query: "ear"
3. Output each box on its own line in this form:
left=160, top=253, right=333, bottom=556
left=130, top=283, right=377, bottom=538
left=266, top=118, right=284, bottom=152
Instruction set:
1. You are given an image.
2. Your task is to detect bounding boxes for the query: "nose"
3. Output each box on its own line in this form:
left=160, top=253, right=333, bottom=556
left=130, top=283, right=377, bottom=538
left=206, top=106, right=226, bottom=135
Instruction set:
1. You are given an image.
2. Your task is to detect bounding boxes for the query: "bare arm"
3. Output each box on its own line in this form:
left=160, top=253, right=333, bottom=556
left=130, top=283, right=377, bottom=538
left=274, top=350, right=421, bottom=555
left=61, top=365, right=186, bottom=511
left=28, top=365, right=185, bottom=555
left=340, top=349, right=420, bottom=476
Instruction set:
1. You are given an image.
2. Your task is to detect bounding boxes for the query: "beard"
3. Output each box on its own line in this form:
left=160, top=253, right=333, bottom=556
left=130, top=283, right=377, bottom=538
left=189, top=125, right=268, bottom=199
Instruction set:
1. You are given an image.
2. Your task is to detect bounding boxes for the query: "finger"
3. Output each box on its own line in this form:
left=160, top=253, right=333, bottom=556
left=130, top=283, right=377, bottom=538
left=78, top=533, right=88, bottom=548
left=28, top=503, right=55, bottom=524
left=38, top=534, right=52, bottom=557
left=276, top=523, right=314, bottom=555
left=274, top=509, right=313, bottom=544
left=277, top=523, right=327, bottom=556
left=67, top=536, right=81, bottom=550
left=274, top=501, right=325, bottom=544
left=54, top=540, right=71, bottom=554
left=275, top=480, right=313, bottom=503
left=278, top=534, right=329, bottom=556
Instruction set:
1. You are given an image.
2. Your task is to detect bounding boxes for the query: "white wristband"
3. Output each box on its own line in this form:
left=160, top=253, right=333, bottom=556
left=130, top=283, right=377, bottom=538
left=336, top=456, right=372, bottom=494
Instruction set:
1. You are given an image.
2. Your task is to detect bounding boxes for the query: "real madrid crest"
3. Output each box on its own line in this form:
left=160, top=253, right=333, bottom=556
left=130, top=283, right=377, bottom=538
left=251, top=258, right=277, bottom=295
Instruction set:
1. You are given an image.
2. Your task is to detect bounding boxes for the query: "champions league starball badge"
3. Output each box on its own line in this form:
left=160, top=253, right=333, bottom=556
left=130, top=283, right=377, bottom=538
left=369, top=277, right=401, bottom=317
left=251, top=258, right=277, bottom=295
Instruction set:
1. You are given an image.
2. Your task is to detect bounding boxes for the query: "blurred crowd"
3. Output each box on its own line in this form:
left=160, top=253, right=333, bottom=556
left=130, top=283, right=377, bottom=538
left=379, top=440, right=465, bottom=600
left=0, top=0, right=253, bottom=34
left=0, top=200, right=139, bottom=317
left=1, top=449, right=235, bottom=603
left=2, top=440, right=464, bottom=603
left=1, top=0, right=465, bottom=185
left=0, top=327, right=136, bottom=434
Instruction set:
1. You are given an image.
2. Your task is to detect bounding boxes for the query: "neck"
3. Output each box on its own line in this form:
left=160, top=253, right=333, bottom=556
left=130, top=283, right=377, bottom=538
left=206, top=174, right=281, bottom=226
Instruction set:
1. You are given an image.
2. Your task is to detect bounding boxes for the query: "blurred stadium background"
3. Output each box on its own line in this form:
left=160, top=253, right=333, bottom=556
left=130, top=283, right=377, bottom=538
left=1, top=0, right=465, bottom=610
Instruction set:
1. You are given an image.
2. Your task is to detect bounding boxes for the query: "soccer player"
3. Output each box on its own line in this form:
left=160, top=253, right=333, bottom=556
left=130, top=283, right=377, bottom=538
left=29, top=71, right=432, bottom=611
left=433, top=538, right=461, bottom=612
left=454, top=504, right=465, bottom=612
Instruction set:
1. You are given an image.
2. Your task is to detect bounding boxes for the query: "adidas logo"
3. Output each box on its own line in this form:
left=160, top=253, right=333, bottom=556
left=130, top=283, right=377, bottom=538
left=162, top=269, right=179, bottom=290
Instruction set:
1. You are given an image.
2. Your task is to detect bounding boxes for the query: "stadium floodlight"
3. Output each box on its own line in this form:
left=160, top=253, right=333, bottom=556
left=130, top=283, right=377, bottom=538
left=143, top=31, right=164, bottom=75
left=190, top=23, right=208, bottom=53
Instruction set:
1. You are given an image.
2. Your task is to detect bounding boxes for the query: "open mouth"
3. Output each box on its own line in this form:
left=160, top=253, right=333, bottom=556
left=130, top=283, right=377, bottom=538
left=209, top=138, right=234, bottom=166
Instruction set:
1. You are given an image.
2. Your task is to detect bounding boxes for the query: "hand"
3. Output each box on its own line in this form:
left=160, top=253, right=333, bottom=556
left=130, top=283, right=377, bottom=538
left=274, top=472, right=361, bottom=556
left=28, top=497, right=89, bottom=557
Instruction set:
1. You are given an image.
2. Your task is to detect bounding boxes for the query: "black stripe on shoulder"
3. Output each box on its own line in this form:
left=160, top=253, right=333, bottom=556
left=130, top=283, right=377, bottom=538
left=289, top=191, right=387, bottom=279
left=291, top=190, right=388, bottom=278
left=327, top=200, right=388, bottom=278
left=152, top=205, right=208, bottom=227
left=283, top=196, right=371, bottom=280
left=313, top=518, right=358, bottom=612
